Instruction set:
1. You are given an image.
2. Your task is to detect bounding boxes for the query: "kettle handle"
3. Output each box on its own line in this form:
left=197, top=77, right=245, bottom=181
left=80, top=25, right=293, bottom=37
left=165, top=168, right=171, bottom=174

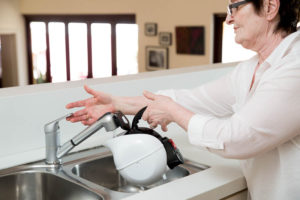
left=132, top=106, right=147, bottom=129
left=128, top=106, right=185, bottom=169
left=114, top=111, right=131, bottom=131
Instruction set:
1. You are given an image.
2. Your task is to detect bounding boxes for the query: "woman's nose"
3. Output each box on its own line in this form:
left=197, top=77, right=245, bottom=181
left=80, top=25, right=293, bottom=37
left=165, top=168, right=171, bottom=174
left=225, top=14, right=234, bottom=25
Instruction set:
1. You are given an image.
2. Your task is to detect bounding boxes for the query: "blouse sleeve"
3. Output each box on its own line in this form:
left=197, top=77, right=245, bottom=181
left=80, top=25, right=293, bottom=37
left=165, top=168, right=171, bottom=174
left=189, top=61, right=300, bottom=159
left=157, top=71, right=236, bottom=118
left=157, top=71, right=237, bottom=151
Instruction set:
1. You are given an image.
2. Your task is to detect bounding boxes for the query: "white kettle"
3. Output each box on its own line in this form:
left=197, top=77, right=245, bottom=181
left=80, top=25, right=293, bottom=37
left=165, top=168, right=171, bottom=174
left=104, top=134, right=168, bottom=186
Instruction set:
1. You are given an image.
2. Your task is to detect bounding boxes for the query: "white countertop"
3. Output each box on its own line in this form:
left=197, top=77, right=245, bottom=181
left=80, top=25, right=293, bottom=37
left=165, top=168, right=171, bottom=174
left=124, top=145, right=246, bottom=200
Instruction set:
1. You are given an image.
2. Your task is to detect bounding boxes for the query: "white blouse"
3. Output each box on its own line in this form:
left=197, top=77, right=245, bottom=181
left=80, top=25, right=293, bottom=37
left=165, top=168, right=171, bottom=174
left=159, top=30, right=300, bottom=200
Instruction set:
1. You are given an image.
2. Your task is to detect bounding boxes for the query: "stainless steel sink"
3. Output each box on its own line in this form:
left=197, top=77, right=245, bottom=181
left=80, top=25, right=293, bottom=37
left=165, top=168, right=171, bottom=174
left=0, top=171, right=102, bottom=200
left=71, top=153, right=209, bottom=193
left=0, top=146, right=209, bottom=200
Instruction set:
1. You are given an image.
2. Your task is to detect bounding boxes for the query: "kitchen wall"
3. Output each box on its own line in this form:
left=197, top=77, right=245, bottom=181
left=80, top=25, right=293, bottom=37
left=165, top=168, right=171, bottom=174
left=0, top=0, right=228, bottom=86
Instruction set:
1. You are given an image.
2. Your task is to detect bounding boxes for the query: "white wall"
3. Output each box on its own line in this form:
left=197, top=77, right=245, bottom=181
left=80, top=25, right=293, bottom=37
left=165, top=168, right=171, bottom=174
left=0, top=63, right=234, bottom=170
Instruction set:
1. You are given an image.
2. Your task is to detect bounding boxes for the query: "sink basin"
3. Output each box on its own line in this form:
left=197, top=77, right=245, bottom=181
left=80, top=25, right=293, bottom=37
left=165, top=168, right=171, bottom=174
left=0, top=171, right=103, bottom=200
left=71, top=155, right=208, bottom=193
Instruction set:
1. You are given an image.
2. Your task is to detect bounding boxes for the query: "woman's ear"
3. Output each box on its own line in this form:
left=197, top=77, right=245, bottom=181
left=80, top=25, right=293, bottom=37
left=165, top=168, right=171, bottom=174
left=264, top=0, right=280, bottom=21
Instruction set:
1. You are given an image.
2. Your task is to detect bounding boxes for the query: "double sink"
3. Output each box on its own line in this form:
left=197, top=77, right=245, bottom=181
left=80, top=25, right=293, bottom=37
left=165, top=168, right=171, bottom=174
left=0, top=146, right=209, bottom=200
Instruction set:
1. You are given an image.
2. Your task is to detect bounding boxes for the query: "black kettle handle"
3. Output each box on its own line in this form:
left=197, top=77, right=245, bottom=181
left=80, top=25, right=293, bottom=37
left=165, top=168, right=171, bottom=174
left=126, top=106, right=185, bottom=169
left=132, top=106, right=147, bottom=129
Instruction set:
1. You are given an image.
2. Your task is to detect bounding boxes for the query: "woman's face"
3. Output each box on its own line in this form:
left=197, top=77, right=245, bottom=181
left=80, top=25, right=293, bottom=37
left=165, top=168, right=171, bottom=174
left=226, top=0, right=269, bottom=50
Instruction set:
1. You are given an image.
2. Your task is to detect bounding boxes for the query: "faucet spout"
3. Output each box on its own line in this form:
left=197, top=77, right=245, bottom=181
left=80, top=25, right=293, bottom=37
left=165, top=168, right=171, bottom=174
left=44, top=112, right=125, bottom=165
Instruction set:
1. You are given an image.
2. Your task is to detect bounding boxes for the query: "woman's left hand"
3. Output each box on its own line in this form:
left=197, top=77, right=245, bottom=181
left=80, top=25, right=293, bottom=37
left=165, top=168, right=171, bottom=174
left=142, top=90, right=195, bottom=132
left=142, top=91, right=177, bottom=132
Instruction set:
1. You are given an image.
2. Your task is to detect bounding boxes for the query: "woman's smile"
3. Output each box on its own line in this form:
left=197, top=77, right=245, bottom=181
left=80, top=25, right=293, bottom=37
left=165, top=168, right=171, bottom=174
left=234, top=26, right=239, bottom=33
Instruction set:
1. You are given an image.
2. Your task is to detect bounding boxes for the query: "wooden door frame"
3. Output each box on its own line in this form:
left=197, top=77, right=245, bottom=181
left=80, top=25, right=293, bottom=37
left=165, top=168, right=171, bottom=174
left=213, top=13, right=227, bottom=63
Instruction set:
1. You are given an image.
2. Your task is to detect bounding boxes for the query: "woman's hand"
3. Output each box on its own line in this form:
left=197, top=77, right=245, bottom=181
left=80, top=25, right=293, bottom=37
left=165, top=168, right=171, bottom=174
left=65, top=85, right=115, bottom=125
left=142, top=91, right=174, bottom=131
left=142, top=90, right=194, bottom=132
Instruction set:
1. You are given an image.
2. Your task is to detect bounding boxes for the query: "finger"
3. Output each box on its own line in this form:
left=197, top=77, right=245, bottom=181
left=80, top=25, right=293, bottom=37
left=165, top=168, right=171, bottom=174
left=66, top=86, right=96, bottom=109
left=149, top=122, right=158, bottom=129
left=84, top=85, right=98, bottom=97
left=67, top=116, right=83, bottom=123
left=82, top=118, right=97, bottom=126
left=142, top=107, right=150, bottom=121
left=143, top=90, right=156, bottom=101
left=161, top=124, right=168, bottom=132
left=72, top=108, right=88, bottom=117
left=66, top=99, right=91, bottom=109
left=68, top=114, right=88, bottom=123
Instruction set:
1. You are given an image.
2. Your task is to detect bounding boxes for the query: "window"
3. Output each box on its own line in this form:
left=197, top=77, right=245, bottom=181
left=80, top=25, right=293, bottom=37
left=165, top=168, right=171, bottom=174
left=91, top=23, right=112, bottom=78
left=49, top=22, right=67, bottom=82
left=25, top=15, right=137, bottom=84
left=69, top=22, right=88, bottom=81
left=29, top=22, right=47, bottom=83
left=116, top=24, right=139, bottom=75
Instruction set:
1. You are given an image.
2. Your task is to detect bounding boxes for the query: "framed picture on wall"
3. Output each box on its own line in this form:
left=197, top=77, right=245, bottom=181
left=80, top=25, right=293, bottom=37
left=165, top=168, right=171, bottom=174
left=146, top=46, right=168, bottom=70
left=159, top=32, right=172, bottom=46
left=175, top=26, right=205, bottom=55
left=145, top=23, right=158, bottom=36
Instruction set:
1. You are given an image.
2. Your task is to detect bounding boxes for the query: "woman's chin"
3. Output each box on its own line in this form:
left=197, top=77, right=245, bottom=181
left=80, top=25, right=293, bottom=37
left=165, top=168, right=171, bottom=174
left=235, top=37, right=250, bottom=49
left=234, top=36, right=242, bottom=45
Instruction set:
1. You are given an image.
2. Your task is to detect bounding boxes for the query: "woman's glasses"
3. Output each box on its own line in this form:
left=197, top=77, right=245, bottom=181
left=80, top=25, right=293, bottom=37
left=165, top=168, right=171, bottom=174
left=227, top=0, right=251, bottom=16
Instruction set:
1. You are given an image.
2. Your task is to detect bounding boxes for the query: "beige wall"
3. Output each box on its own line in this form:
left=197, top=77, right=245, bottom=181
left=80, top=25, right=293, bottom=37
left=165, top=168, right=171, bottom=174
left=20, top=0, right=227, bottom=73
left=0, top=0, right=28, bottom=86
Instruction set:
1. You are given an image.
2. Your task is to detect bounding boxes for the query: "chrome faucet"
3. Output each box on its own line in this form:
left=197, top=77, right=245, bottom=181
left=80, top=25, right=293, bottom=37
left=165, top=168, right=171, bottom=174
left=44, top=112, right=130, bottom=165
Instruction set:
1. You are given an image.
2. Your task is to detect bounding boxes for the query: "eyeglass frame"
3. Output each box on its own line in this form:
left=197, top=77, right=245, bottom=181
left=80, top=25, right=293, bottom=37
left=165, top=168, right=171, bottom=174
left=227, top=0, right=251, bottom=16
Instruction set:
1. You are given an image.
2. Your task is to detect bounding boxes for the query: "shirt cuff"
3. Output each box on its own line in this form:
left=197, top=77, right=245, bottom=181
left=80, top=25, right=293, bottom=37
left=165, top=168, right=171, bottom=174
left=188, top=114, right=224, bottom=150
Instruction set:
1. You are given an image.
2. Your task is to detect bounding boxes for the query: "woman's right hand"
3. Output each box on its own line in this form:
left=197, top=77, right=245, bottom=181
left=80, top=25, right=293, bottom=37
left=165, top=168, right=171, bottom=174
left=65, top=85, right=116, bottom=125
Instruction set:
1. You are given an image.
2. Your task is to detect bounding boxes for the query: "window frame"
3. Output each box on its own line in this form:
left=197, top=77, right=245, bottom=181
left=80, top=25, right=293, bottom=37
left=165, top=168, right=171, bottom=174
left=24, top=14, right=136, bottom=84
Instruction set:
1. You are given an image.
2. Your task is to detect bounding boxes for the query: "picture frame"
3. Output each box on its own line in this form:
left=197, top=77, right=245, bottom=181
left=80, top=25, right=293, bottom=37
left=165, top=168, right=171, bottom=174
left=146, top=46, right=168, bottom=70
left=159, top=32, right=172, bottom=46
left=145, top=23, right=157, bottom=36
left=175, top=26, right=205, bottom=55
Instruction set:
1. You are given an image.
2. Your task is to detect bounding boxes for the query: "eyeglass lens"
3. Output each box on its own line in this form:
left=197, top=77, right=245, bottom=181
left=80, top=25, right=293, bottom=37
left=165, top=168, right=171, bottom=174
left=227, top=0, right=249, bottom=15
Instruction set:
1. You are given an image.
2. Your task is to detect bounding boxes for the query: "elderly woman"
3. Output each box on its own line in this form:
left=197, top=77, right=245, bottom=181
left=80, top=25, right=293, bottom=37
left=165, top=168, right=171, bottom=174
left=66, top=0, right=300, bottom=199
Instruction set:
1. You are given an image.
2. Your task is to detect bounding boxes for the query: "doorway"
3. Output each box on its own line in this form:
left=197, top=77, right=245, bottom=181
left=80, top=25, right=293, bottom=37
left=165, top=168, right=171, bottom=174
left=0, top=34, right=18, bottom=88
left=0, top=37, right=2, bottom=88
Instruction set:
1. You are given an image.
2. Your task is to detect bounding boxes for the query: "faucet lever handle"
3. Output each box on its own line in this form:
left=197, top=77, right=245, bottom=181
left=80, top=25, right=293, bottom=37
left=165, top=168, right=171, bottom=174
left=44, top=113, right=73, bottom=133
